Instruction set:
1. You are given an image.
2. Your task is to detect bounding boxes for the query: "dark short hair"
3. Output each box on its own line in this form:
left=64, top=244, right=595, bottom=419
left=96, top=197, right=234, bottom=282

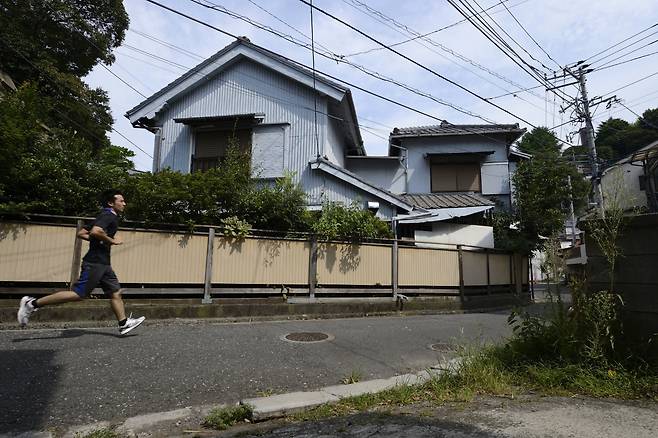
left=100, top=189, right=124, bottom=207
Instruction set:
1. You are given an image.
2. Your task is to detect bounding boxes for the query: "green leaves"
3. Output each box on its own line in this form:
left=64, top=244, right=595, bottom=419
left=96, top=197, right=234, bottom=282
left=311, top=202, right=392, bottom=241
left=517, top=127, right=561, bottom=155
left=510, top=150, right=589, bottom=251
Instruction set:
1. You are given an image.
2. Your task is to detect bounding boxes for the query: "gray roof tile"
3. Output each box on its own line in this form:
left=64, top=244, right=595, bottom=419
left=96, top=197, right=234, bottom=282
left=400, top=193, right=495, bottom=209
left=390, top=121, right=525, bottom=139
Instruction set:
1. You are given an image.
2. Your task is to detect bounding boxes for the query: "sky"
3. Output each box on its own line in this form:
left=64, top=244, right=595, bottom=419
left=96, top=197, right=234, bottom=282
left=84, top=0, right=658, bottom=171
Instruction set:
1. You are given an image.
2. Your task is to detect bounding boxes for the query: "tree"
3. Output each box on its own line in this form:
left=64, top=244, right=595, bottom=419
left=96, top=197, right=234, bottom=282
left=0, top=0, right=128, bottom=81
left=595, top=110, right=658, bottom=161
left=0, top=0, right=129, bottom=149
left=509, top=152, right=589, bottom=251
left=516, top=127, right=561, bottom=156
left=0, top=85, right=134, bottom=215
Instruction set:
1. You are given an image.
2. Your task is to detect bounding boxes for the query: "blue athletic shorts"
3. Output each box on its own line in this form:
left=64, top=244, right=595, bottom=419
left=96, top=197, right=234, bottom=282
left=72, top=262, right=121, bottom=297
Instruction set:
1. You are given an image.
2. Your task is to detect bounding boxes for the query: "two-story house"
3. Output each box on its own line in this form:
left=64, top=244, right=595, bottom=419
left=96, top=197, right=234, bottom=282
left=346, top=123, right=527, bottom=247
left=125, top=37, right=414, bottom=220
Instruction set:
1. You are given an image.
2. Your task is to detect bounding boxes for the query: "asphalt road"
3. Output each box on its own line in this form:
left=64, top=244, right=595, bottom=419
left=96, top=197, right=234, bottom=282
left=0, top=312, right=511, bottom=434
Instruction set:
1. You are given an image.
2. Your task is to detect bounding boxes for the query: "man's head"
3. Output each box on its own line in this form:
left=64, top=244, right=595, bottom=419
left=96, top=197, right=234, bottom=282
left=101, top=190, right=126, bottom=213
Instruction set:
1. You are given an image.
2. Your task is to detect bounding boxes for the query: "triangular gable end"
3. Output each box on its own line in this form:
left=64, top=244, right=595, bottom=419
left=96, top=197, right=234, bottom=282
left=126, top=39, right=348, bottom=125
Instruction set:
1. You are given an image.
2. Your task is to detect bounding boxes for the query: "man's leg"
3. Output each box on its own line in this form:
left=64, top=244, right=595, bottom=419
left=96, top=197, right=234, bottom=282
left=101, top=268, right=145, bottom=335
left=18, top=263, right=97, bottom=326
left=109, top=290, right=126, bottom=322
left=35, top=291, right=82, bottom=306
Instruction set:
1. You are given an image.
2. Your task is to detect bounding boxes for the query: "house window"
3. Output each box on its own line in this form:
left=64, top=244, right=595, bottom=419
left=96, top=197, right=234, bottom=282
left=192, top=128, right=251, bottom=172
left=431, top=163, right=481, bottom=192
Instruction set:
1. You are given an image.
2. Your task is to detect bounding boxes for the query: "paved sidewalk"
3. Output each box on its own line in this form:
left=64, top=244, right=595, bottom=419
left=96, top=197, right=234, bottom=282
left=222, top=395, right=658, bottom=438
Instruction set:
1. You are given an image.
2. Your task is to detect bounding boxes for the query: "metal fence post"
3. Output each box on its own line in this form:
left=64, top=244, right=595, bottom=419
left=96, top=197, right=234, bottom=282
left=484, top=249, right=491, bottom=295
left=308, top=236, right=318, bottom=299
left=69, top=219, right=84, bottom=288
left=392, top=239, right=398, bottom=300
left=457, top=245, right=465, bottom=305
left=202, top=228, right=215, bottom=304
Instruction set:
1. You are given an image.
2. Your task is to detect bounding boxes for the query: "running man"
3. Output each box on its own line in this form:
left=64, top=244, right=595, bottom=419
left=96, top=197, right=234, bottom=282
left=17, top=190, right=146, bottom=335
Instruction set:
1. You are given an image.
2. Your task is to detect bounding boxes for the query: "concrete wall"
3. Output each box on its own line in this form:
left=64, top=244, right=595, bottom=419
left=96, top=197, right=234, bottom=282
left=585, top=213, right=658, bottom=339
left=415, top=223, right=495, bottom=249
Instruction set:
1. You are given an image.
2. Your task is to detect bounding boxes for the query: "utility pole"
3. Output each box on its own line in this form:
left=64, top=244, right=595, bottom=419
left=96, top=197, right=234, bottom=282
left=551, top=65, right=606, bottom=217
left=567, top=175, right=577, bottom=245
left=574, top=66, right=605, bottom=217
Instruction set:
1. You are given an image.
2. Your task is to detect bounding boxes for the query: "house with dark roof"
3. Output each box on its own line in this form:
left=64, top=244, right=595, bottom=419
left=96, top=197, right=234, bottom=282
left=345, top=121, right=527, bottom=247
left=125, top=37, right=413, bottom=220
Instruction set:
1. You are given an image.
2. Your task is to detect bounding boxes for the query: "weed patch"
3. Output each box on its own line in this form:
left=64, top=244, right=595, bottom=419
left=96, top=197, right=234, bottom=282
left=203, top=404, right=253, bottom=430
left=77, top=428, right=122, bottom=438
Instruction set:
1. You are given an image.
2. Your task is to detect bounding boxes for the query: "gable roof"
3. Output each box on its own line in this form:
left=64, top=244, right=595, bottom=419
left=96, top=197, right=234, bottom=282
left=125, top=38, right=360, bottom=137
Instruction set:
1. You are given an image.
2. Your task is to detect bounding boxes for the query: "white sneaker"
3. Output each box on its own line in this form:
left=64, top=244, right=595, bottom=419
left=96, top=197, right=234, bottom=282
left=119, top=313, right=146, bottom=336
left=17, top=296, right=37, bottom=327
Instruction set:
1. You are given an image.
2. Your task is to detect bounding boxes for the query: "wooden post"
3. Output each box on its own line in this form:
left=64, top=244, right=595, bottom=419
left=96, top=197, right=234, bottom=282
left=484, top=249, right=491, bottom=295
left=308, top=236, right=318, bottom=299
left=202, top=228, right=215, bottom=304
left=457, top=245, right=465, bottom=304
left=392, top=239, right=398, bottom=299
left=69, top=219, right=84, bottom=287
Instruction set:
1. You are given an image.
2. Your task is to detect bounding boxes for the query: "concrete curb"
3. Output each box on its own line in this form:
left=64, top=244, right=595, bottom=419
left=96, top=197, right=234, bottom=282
left=8, top=359, right=461, bottom=437
left=243, top=358, right=462, bottom=421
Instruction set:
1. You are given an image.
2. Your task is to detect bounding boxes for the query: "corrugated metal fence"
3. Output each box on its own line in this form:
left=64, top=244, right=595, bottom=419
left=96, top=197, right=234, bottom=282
left=0, top=219, right=528, bottom=299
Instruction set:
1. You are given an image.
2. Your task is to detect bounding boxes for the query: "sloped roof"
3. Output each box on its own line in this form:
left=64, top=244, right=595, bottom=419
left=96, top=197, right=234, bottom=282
left=390, top=121, right=525, bottom=139
left=401, top=193, right=495, bottom=209
left=126, top=38, right=348, bottom=119
left=310, top=158, right=414, bottom=211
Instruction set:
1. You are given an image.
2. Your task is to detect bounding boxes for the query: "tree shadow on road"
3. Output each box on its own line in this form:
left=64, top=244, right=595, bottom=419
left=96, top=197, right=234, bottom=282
left=233, top=411, right=507, bottom=437
left=0, top=349, right=58, bottom=434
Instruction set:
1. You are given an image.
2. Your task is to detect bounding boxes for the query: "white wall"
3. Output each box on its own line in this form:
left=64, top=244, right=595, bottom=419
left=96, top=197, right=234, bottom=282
left=346, top=158, right=406, bottom=193
left=415, top=223, right=494, bottom=248
left=602, top=164, right=647, bottom=210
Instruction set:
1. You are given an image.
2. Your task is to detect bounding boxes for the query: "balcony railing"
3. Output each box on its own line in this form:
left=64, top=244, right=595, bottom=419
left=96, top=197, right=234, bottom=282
left=191, top=156, right=219, bottom=172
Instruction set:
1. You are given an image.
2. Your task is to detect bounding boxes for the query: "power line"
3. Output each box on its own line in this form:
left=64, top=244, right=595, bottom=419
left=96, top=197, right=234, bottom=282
left=618, top=102, right=658, bottom=130
left=591, top=49, right=658, bottom=73
left=339, top=0, right=557, bottom=115
left=345, top=0, right=531, bottom=57
left=499, top=0, right=561, bottom=69
left=582, top=22, right=658, bottom=63
left=599, top=70, right=658, bottom=99
left=189, top=0, right=498, bottom=123
left=592, top=38, right=658, bottom=69
left=1, top=39, right=153, bottom=159
left=467, top=0, right=554, bottom=72
left=144, top=0, right=579, bottom=149
left=296, top=0, right=554, bottom=131
left=446, top=0, right=572, bottom=103
left=128, top=28, right=205, bottom=61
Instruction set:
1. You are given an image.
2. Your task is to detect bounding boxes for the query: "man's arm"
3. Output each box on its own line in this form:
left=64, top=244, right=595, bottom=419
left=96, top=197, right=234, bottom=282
left=76, top=228, right=90, bottom=241
left=89, top=226, right=123, bottom=245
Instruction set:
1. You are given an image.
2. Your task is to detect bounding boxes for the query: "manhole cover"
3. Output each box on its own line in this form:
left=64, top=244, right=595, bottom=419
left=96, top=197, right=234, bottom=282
left=282, top=332, right=333, bottom=343
left=429, top=343, right=458, bottom=352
